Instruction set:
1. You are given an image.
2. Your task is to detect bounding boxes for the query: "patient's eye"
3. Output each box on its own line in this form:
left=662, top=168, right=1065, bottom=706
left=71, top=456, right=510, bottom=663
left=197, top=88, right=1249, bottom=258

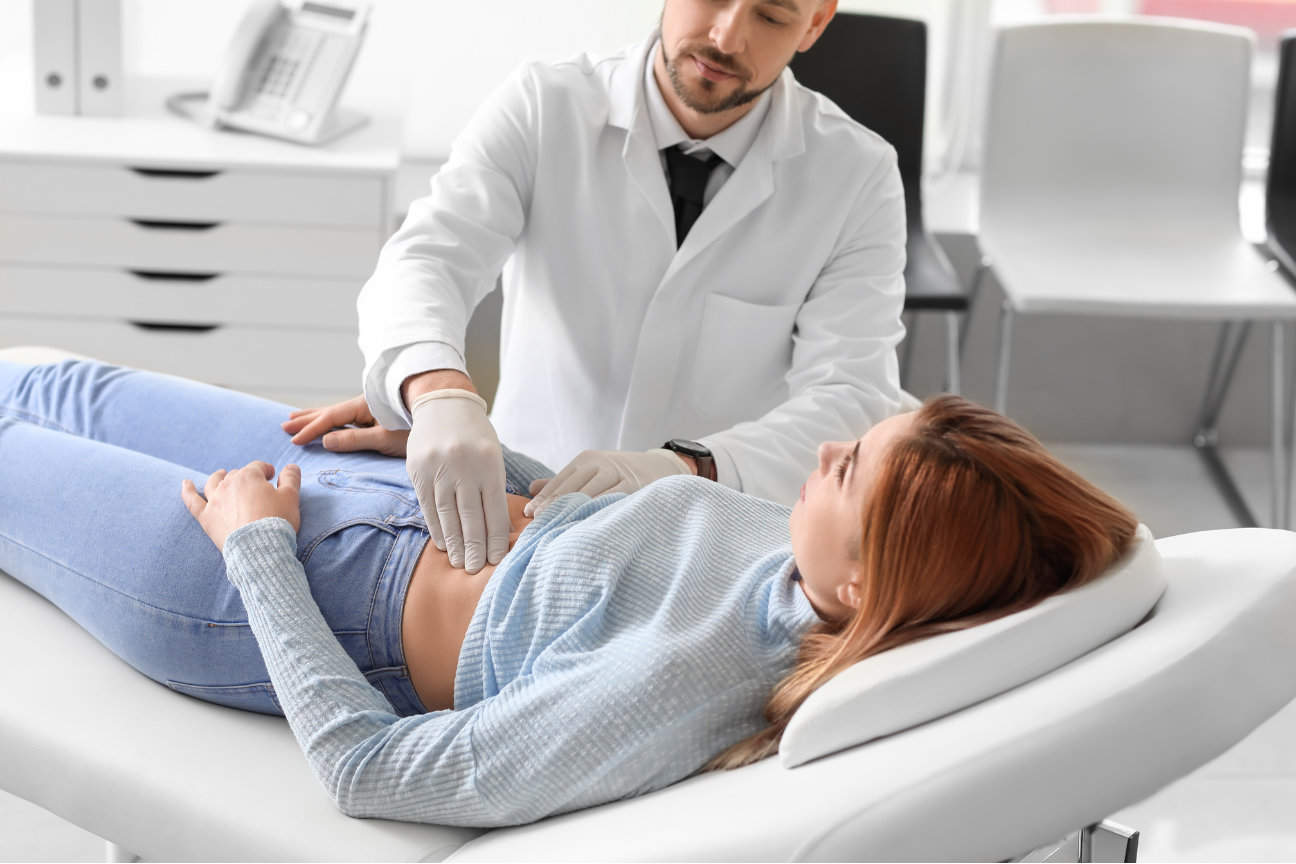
left=835, top=452, right=850, bottom=486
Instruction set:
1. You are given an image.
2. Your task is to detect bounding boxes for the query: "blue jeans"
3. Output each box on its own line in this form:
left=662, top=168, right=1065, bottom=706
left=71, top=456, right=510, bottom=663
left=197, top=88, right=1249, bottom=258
left=0, top=359, right=553, bottom=717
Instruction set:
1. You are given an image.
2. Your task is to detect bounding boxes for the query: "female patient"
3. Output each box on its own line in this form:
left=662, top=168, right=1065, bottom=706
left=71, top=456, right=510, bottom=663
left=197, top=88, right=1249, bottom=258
left=0, top=358, right=1137, bottom=828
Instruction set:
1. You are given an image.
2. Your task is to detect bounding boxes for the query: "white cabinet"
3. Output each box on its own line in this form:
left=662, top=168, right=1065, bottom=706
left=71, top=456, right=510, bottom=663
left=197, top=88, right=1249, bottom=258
left=0, top=78, right=400, bottom=408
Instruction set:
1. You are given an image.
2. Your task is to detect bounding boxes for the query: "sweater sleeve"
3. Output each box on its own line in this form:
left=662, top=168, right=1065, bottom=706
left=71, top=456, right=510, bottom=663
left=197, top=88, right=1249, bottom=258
left=221, top=516, right=721, bottom=828
left=222, top=517, right=497, bottom=826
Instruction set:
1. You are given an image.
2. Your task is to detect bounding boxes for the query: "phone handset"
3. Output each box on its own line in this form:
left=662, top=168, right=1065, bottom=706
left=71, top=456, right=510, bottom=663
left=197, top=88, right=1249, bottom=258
left=209, top=0, right=286, bottom=117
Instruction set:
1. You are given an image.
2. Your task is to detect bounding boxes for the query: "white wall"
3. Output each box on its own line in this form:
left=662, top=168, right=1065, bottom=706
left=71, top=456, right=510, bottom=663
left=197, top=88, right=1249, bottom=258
left=0, top=0, right=954, bottom=156
left=2, top=0, right=1279, bottom=446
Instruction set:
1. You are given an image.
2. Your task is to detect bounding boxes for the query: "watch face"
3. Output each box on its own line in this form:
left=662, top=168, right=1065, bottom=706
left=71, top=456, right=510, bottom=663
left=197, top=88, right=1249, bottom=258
left=665, top=438, right=711, bottom=458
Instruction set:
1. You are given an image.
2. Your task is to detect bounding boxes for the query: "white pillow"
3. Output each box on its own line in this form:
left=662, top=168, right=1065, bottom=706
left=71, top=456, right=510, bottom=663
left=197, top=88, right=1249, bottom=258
left=779, top=523, right=1164, bottom=768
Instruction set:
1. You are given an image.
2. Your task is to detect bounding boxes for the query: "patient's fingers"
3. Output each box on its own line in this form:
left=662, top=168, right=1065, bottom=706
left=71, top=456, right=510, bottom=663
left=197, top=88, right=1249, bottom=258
left=203, top=468, right=228, bottom=498
left=245, top=460, right=274, bottom=479
left=180, top=478, right=205, bottom=518
left=321, top=427, right=364, bottom=451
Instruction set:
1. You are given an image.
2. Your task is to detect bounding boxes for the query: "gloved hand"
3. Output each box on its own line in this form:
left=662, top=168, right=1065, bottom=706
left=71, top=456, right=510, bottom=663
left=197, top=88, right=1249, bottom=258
left=407, top=389, right=510, bottom=574
left=522, top=448, right=691, bottom=518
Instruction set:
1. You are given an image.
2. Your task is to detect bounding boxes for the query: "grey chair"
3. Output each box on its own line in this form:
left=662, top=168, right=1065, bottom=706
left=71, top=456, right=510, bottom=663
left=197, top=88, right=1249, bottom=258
left=790, top=12, right=968, bottom=394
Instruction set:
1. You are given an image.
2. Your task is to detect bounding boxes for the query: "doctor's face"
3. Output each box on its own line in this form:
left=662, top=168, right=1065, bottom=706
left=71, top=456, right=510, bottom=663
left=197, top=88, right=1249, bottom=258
left=658, top=0, right=837, bottom=116
left=789, top=411, right=916, bottom=623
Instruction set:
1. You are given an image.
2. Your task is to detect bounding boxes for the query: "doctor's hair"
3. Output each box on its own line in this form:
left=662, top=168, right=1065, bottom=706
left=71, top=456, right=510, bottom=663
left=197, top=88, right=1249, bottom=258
left=701, top=394, right=1139, bottom=773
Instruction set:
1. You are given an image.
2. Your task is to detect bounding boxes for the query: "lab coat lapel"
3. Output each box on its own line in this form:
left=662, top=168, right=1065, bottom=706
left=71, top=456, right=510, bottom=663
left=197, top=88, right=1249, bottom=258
left=664, top=70, right=806, bottom=279
left=608, top=35, right=675, bottom=242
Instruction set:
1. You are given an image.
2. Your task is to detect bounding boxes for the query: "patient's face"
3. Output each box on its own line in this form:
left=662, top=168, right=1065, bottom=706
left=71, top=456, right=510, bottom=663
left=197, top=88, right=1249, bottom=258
left=790, top=411, right=916, bottom=622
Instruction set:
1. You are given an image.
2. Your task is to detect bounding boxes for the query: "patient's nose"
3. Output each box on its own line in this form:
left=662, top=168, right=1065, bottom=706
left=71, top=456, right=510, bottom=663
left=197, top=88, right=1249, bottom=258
left=817, top=442, right=839, bottom=475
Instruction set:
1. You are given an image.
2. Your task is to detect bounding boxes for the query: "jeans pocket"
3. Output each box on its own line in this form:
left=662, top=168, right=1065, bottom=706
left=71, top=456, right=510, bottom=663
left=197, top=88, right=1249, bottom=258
left=165, top=679, right=283, bottom=715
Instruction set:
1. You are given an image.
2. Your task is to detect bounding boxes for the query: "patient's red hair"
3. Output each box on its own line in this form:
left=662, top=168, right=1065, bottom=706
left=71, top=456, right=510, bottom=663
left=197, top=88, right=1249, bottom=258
left=702, top=394, right=1138, bottom=772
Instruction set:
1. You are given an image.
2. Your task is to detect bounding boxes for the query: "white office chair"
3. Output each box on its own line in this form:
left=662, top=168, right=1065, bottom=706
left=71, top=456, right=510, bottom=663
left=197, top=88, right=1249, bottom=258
left=977, top=16, right=1296, bottom=530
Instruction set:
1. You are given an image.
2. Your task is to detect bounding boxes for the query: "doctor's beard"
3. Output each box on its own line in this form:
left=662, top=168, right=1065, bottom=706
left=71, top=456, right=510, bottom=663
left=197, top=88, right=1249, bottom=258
left=661, top=41, right=775, bottom=115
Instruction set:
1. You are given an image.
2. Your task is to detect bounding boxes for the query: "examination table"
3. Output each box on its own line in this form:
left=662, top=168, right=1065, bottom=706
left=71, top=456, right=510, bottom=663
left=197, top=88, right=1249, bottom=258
left=1, top=346, right=1295, bottom=861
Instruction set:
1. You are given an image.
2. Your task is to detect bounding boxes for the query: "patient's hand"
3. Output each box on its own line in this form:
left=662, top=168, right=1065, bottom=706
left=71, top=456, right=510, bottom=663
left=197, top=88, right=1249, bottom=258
left=281, top=395, right=409, bottom=457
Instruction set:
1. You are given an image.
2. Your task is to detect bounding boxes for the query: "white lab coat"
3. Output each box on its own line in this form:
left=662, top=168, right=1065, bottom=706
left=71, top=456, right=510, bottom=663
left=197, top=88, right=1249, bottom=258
left=357, top=32, right=907, bottom=506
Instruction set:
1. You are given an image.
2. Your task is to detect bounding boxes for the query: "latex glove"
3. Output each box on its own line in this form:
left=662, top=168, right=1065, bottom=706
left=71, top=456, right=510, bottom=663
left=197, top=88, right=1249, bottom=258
left=523, top=448, right=691, bottom=517
left=407, top=389, right=510, bottom=573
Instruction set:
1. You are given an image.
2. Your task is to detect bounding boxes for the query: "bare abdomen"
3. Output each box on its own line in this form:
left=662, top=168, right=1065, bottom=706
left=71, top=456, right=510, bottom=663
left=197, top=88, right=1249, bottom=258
left=401, top=493, right=534, bottom=712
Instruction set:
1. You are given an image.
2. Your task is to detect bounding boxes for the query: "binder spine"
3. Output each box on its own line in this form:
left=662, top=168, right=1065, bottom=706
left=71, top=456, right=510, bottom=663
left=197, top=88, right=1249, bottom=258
left=77, top=0, right=124, bottom=116
left=32, top=0, right=80, bottom=115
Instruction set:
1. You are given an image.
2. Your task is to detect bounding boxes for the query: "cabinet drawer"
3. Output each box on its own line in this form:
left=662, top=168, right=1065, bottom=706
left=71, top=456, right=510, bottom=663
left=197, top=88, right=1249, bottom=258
left=0, top=316, right=362, bottom=395
left=0, top=214, right=380, bottom=279
left=0, top=265, right=359, bottom=330
left=0, top=160, right=385, bottom=228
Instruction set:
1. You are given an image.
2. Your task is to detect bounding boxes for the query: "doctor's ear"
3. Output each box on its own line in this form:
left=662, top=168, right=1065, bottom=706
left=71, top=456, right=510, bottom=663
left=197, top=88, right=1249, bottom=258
left=796, top=0, right=838, bottom=53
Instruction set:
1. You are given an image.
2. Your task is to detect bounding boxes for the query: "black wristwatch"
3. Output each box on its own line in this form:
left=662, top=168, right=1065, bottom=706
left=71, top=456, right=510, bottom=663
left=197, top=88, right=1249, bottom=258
left=662, top=438, right=717, bottom=482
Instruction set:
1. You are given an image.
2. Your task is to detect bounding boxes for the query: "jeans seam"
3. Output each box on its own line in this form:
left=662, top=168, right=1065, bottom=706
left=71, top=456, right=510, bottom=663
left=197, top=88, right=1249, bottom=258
left=0, top=528, right=238, bottom=626
left=315, top=469, right=419, bottom=509
left=365, top=529, right=402, bottom=670
left=0, top=404, right=76, bottom=436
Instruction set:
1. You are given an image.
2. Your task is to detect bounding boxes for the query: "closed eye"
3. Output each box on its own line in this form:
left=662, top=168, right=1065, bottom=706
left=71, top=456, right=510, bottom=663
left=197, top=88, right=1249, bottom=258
left=835, top=453, right=850, bottom=486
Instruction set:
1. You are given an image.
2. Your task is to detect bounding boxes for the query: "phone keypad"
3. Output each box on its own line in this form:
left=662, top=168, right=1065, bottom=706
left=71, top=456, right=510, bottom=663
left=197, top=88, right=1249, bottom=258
left=257, top=29, right=322, bottom=101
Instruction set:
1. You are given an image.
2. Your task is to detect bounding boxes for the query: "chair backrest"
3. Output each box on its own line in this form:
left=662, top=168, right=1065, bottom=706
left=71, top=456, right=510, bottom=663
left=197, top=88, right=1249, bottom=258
left=1267, top=32, right=1296, bottom=274
left=981, top=17, right=1253, bottom=237
left=789, top=12, right=927, bottom=228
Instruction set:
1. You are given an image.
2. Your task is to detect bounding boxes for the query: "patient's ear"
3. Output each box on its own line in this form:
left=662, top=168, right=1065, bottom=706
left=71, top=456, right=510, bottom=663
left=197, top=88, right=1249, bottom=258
left=836, top=577, right=862, bottom=611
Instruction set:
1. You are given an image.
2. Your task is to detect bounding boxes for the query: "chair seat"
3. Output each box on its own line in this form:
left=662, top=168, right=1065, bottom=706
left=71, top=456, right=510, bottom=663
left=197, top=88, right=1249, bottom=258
left=903, top=227, right=967, bottom=312
left=983, top=229, right=1296, bottom=319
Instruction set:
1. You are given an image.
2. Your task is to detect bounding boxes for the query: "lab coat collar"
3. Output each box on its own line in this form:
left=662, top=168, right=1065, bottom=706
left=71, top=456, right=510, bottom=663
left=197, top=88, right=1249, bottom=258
left=608, top=30, right=805, bottom=166
left=610, top=31, right=807, bottom=271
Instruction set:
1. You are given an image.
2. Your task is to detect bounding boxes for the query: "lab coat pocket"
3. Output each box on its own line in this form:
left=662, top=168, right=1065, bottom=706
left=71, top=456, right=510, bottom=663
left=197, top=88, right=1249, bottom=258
left=687, top=293, right=797, bottom=428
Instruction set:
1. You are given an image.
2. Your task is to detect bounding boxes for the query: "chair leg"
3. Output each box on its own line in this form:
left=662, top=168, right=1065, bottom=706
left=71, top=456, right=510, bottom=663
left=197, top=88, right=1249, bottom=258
left=960, top=258, right=990, bottom=362
left=946, top=311, right=961, bottom=395
left=994, top=299, right=1013, bottom=415
left=1288, top=322, right=1296, bottom=528
left=1194, top=321, right=1250, bottom=436
left=1192, top=321, right=1259, bottom=528
left=1274, top=322, right=1288, bottom=530
left=900, top=311, right=916, bottom=390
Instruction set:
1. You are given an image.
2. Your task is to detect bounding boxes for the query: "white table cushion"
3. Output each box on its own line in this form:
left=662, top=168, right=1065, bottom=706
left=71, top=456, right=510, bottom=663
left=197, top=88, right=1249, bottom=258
left=2, top=346, right=1295, bottom=861
left=781, top=523, right=1165, bottom=767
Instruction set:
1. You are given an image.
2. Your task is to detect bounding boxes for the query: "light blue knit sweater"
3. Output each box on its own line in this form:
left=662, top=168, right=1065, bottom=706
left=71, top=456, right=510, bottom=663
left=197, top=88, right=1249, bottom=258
left=221, top=474, right=820, bottom=828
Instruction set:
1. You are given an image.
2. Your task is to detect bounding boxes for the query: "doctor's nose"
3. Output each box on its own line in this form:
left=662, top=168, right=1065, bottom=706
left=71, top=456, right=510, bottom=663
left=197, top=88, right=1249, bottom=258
left=708, top=4, right=747, bottom=58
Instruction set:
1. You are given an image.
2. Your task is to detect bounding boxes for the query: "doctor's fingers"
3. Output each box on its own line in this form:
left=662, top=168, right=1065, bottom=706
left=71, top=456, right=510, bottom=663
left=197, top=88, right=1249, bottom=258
left=458, top=482, right=508, bottom=574
left=524, top=463, right=599, bottom=517
left=434, top=479, right=470, bottom=569
left=482, top=478, right=511, bottom=566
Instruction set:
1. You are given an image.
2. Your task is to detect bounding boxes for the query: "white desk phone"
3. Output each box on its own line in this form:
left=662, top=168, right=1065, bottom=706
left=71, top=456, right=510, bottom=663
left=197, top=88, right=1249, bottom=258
left=167, top=0, right=372, bottom=146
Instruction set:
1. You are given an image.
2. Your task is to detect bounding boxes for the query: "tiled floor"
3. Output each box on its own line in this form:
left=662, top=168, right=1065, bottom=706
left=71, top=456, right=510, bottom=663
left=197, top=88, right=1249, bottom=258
left=1, top=443, right=1293, bottom=861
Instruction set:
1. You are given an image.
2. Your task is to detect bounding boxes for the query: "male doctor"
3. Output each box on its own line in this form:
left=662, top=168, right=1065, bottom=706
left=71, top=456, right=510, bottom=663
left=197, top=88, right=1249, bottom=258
left=355, top=0, right=907, bottom=573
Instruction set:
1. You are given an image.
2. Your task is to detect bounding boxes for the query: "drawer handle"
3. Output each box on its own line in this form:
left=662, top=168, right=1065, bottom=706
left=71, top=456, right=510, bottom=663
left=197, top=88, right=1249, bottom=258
left=128, top=218, right=222, bottom=231
left=128, top=320, right=221, bottom=334
left=128, top=167, right=222, bottom=180
left=127, top=269, right=220, bottom=282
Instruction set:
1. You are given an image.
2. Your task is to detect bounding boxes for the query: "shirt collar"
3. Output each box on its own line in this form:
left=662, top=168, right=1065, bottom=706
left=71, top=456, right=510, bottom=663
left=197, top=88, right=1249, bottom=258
left=642, top=38, right=772, bottom=168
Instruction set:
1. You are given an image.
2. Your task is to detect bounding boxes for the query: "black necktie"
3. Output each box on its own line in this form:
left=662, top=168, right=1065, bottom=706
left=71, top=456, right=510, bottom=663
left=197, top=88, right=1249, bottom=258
left=664, top=145, right=724, bottom=247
